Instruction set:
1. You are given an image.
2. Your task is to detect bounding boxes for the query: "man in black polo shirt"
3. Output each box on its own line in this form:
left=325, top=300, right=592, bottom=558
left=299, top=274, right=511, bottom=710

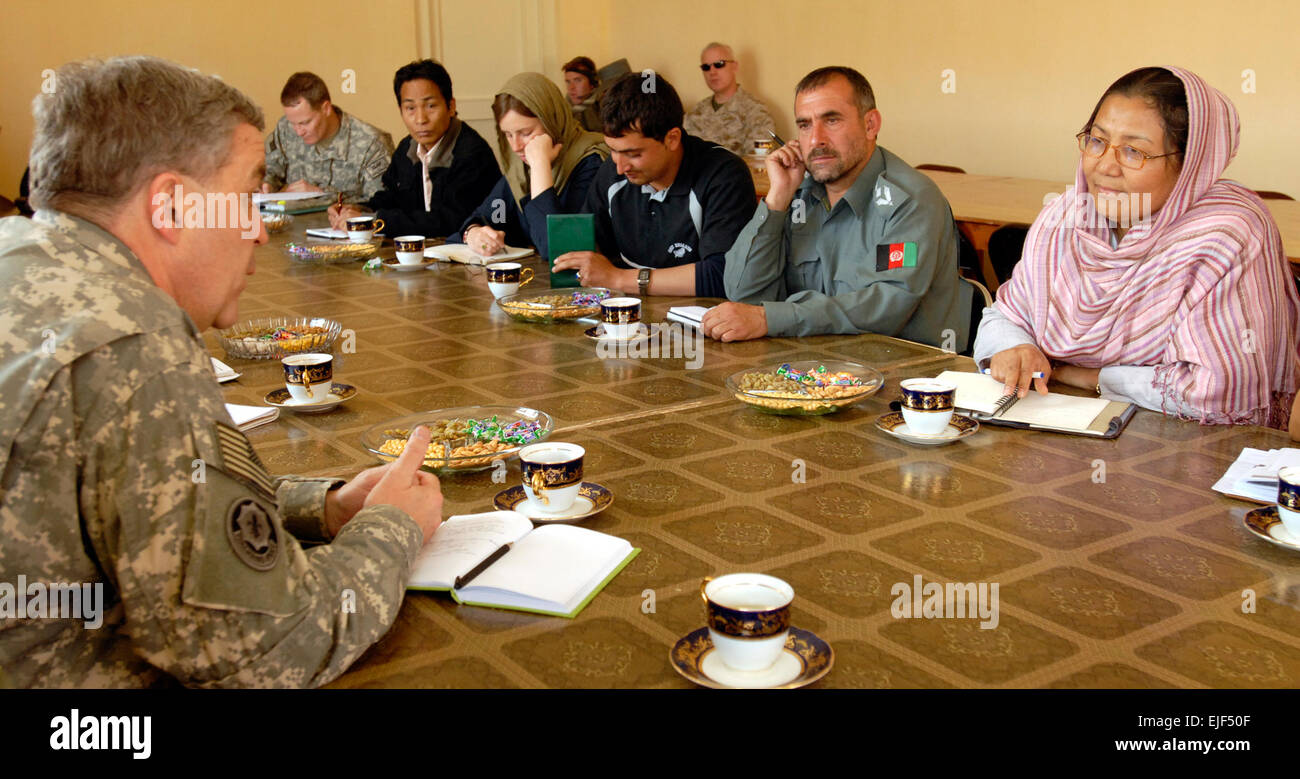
left=328, top=60, right=499, bottom=238
left=553, top=73, right=756, bottom=297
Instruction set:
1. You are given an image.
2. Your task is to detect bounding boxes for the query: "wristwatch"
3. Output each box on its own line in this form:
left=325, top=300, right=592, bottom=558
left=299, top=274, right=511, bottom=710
left=637, top=268, right=651, bottom=296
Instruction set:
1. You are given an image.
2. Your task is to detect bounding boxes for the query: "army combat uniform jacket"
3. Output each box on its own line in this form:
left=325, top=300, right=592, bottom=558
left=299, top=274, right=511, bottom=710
left=724, top=145, right=971, bottom=351
left=683, top=86, right=777, bottom=158
left=263, top=107, right=395, bottom=202
left=0, top=212, right=423, bottom=688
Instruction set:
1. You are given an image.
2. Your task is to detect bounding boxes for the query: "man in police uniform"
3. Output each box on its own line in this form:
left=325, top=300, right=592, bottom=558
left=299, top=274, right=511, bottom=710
left=0, top=57, right=443, bottom=688
left=683, top=43, right=777, bottom=158
left=705, top=67, right=969, bottom=350
left=262, top=71, right=395, bottom=202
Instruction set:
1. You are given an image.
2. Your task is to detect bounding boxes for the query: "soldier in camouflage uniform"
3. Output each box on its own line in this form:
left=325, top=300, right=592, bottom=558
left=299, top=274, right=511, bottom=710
left=263, top=72, right=395, bottom=202
left=683, top=43, right=776, bottom=157
left=0, top=56, right=443, bottom=688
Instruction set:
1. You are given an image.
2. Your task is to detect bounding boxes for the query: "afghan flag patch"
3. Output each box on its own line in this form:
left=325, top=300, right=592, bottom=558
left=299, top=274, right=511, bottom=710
left=875, top=242, right=917, bottom=271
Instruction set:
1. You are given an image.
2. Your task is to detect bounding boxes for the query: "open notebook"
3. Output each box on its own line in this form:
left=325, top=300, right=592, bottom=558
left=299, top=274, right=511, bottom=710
left=408, top=511, right=638, bottom=618
left=936, top=371, right=1137, bottom=438
left=1212, top=447, right=1300, bottom=505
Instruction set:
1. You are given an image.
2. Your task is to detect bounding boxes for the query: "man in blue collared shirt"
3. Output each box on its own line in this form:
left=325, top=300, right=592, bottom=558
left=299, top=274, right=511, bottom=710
left=705, top=67, right=969, bottom=350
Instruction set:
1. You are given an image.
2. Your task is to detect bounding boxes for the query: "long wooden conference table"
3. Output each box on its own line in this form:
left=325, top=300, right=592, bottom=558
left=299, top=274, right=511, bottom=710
left=211, top=217, right=1300, bottom=689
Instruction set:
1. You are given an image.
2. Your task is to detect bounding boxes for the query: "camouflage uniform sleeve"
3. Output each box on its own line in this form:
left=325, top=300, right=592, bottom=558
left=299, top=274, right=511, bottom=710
left=275, top=477, right=344, bottom=543
left=82, top=349, right=422, bottom=688
left=682, top=98, right=709, bottom=140
left=263, top=121, right=288, bottom=191
left=358, top=131, right=395, bottom=202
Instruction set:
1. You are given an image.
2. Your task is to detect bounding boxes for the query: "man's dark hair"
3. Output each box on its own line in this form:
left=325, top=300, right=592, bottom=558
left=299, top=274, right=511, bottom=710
left=599, top=72, right=683, bottom=141
left=393, top=60, right=454, bottom=105
left=1083, top=67, right=1188, bottom=171
left=280, top=72, right=331, bottom=108
left=795, top=66, right=876, bottom=115
left=562, top=56, right=599, bottom=88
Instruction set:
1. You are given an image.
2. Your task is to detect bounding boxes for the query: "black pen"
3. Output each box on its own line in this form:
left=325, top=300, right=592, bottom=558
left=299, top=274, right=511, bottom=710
left=768, top=130, right=786, bottom=147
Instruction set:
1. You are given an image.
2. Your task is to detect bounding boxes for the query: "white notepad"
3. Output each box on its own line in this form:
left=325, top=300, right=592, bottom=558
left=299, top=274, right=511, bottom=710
left=667, top=305, right=711, bottom=329
left=936, top=371, right=1136, bottom=437
left=408, top=511, right=638, bottom=618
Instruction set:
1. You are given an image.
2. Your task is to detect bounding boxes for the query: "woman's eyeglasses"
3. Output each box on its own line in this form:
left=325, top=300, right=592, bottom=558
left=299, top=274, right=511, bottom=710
left=699, top=60, right=734, bottom=72
left=1076, top=132, right=1179, bottom=170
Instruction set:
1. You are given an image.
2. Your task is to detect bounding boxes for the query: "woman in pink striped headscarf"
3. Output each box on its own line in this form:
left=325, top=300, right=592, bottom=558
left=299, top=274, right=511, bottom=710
left=973, top=66, right=1300, bottom=427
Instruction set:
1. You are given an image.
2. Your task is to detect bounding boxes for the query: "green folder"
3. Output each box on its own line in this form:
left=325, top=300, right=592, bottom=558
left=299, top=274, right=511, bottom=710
left=546, top=213, right=592, bottom=288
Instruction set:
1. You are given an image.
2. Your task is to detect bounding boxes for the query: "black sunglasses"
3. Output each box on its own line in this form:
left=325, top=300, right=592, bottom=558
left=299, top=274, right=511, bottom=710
left=699, top=60, right=734, bottom=72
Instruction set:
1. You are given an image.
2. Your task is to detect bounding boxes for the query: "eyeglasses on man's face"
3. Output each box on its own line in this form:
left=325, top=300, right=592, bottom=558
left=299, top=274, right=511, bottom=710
left=699, top=60, right=734, bottom=72
left=1076, top=132, right=1178, bottom=170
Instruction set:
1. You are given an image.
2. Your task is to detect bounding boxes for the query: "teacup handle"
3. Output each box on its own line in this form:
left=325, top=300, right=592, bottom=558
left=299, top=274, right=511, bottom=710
left=529, top=469, right=550, bottom=505
left=372, top=218, right=385, bottom=235
left=699, top=576, right=713, bottom=604
left=519, top=268, right=534, bottom=287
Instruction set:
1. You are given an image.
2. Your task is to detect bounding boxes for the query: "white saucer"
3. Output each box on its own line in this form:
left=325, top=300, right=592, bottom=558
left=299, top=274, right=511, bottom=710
left=1244, top=507, right=1300, bottom=551
left=583, top=323, right=660, bottom=343
left=668, top=627, right=833, bottom=689
left=264, top=383, right=358, bottom=414
left=874, top=411, right=978, bottom=446
left=492, top=482, right=614, bottom=523
left=382, top=257, right=436, bottom=272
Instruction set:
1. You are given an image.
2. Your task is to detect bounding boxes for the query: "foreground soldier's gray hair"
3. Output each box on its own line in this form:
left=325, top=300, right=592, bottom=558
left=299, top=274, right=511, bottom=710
left=28, top=56, right=264, bottom=222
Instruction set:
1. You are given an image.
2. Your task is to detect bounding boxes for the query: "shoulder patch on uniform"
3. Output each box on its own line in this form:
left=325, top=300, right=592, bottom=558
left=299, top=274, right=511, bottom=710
left=213, top=420, right=276, bottom=499
left=876, top=242, right=918, bottom=271
left=225, top=497, right=280, bottom=571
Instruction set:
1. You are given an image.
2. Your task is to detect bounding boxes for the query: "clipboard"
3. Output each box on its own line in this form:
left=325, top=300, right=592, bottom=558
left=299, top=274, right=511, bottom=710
left=964, top=399, right=1138, bottom=438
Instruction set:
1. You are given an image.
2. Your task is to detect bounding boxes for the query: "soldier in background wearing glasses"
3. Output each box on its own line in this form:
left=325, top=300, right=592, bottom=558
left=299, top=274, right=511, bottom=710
left=683, top=42, right=776, bottom=158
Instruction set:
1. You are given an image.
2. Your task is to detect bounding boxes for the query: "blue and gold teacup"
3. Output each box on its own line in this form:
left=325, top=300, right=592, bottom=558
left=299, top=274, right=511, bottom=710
left=899, top=378, right=956, bottom=436
left=1278, top=466, right=1300, bottom=537
left=701, top=573, right=793, bottom=671
left=519, top=442, right=584, bottom=513
left=486, top=262, right=534, bottom=298
left=393, top=235, right=426, bottom=265
left=599, top=297, right=642, bottom=339
left=345, top=215, right=384, bottom=243
left=282, top=353, right=333, bottom=402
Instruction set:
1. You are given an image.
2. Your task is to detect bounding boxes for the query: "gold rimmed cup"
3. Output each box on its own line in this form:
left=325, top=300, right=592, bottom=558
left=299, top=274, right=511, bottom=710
left=599, top=296, right=641, bottom=339
left=1278, top=466, right=1300, bottom=537
left=393, top=235, right=426, bottom=265
left=518, top=442, right=584, bottom=513
left=486, top=262, right=534, bottom=298
left=701, top=573, right=793, bottom=672
left=346, top=215, right=384, bottom=243
left=282, top=353, right=333, bottom=402
left=899, top=378, right=956, bottom=436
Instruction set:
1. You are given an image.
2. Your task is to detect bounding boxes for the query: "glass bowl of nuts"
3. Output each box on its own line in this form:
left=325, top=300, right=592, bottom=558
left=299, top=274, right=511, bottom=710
left=217, top=316, right=342, bottom=360
left=496, top=286, right=613, bottom=323
left=725, top=360, right=885, bottom=415
left=360, top=406, right=555, bottom=473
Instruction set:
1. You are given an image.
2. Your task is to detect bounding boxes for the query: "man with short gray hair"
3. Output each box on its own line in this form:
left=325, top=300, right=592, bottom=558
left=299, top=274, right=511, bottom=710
left=682, top=42, right=776, bottom=157
left=0, top=56, right=443, bottom=688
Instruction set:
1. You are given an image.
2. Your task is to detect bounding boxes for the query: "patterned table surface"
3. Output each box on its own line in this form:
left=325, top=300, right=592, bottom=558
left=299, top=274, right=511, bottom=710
left=211, top=220, right=1300, bottom=689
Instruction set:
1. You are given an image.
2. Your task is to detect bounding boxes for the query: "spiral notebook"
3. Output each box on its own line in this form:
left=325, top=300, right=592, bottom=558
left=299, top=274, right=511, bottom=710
left=936, top=371, right=1137, bottom=438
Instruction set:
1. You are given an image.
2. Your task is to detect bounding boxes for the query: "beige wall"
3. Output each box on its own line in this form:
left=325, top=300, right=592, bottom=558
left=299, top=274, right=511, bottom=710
left=0, top=0, right=423, bottom=199
left=3, top=0, right=1298, bottom=200
left=560, top=0, right=1300, bottom=195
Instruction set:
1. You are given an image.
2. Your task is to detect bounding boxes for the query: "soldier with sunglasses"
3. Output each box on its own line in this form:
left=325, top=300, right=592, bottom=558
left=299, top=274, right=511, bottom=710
left=683, top=42, right=776, bottom=158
